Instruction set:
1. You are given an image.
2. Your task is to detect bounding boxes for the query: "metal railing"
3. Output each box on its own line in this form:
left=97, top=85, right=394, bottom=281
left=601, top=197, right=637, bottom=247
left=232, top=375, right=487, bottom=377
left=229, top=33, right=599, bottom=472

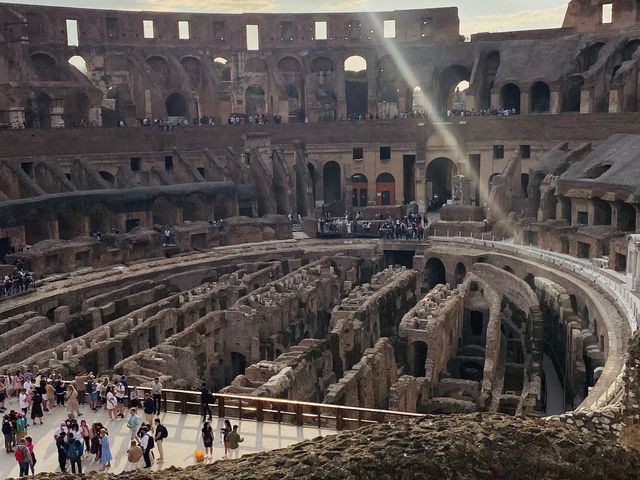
left=77, top=383, right=422, bottom=431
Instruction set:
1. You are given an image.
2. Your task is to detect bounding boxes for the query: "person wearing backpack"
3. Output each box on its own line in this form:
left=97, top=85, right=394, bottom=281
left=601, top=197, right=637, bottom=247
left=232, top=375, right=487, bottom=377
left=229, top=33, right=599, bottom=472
left=66, top=432, right=84, bottom=474
left=139, top=426, right=154, bottom=468
left=154, top=418, right=167, bottom=462
left=14, top=438, right=32, bottom=477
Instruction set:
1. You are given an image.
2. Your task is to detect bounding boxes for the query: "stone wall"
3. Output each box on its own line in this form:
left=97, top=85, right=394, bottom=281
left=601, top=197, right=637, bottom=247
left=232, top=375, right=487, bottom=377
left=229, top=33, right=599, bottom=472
left=324, top=338, right=398, bottom=409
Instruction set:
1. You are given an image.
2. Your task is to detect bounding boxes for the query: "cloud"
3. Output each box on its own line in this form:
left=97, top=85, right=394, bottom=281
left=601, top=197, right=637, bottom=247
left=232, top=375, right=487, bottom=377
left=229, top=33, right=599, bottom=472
left=323, top=0, right=367, bottom=11
left=461, top=5, right=566, bottom=37
left=130, top=0, right=279, bottom=13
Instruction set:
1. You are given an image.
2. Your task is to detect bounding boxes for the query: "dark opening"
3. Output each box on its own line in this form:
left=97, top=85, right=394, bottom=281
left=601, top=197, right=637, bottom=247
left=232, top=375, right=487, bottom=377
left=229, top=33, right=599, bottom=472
left=493, top=145, right=504, bottom=159
left=520, top=145, right=531, bottom=159
left=130, top=157, right=141, bottom=171
left=412, top=342, right=428, bottom=377
left=427, top=157, right=456, bottom=209
left=521, top=173, right=529, bottom=198
left=125, top=218, right=141, bottom=232
left=353, top=147, right=364, bottom=160
left=230, top=352, right=247, bottom=378
left=148, top=327, right=157, bottom=348
left=577, top=211, right=588, bottom=225
left=578, top=242, right=591, bottom=258
left=380, top=146, right=391, bottom=160
left=165, top=93, right=187, bottom=117
left=531, top=82, right=551, bottom=113
left=454, top=262, right=466, bottom=286
left=470, top=311, right=483, bottom=336
left=164, top=155, right=173, bottom=170
left=21, top=162, right=33, bottom=176
left=500, top=83, right=521, bottom=113
left=197, top=167, right=205, bottom=177
left=323, top=161, right=341, bottom=204
left=424, top=257, right=446, bottom=290
left=403, top=155, right=416, bottom=203
left=615, top=252, right=627, bottom=272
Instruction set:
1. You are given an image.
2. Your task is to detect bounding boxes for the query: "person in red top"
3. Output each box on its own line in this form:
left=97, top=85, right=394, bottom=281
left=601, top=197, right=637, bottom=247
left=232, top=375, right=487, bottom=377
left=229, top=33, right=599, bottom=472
left=24, top=435, right=36, bottom=475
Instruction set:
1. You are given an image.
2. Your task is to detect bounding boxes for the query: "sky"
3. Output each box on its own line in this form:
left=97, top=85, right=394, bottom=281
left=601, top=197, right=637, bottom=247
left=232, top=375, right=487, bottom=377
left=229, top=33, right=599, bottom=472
left=1, top=0, right=569, bottom=37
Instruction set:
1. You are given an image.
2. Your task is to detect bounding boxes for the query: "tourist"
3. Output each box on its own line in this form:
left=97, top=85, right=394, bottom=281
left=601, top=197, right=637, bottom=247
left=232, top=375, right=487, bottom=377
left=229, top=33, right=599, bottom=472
left=45, top=380, right=56, bottom=410
left=154, top=418, right=167, bottom=462
left=66, top=431, right=84, bottom=474
left=125, top=439, right=143, bottom=471
left=114, top=379, right=126, bottom=418
left=139, top=425, right=154, bottom=468
left=127, top=408, right=141, bottom=440
left=18, top=388, right=29, bottom=417
left=30, top=388, right=43, bottom=425
left=143, top=392, right=155, bottom=426
left=226, top=424, right=244, bottom=459
left=53, top=422, right=67, bottom=441
left=54, top=375, right=65, bottom=407
left=202, top=421, right=214, bottom=459
left=79, top=419, right=91, bottom=452
left=129, top=385, right=141, bottom=408
left=66, top=385, right=81, bottom=417
left=14, top=438, right=32, bottom=477
left=3, top=414, right=13, bottom=452
left=55, top=434, right=67, bottom=473
left=24, top=435, right=36, bottom=475
left=15, top=412, right=27, bottom=440
left=90, top=422, right=104, bottom=461
left=221, top=419, right=232, bottom=457
left=200, top=383, right=212, bottom=422
left=151, top=377, right=163, bottom=414
left=0, top=376, right=6, bottom=412
left=99, top=428, right=112, bottom=469
left=105, top=386, right=117, bottom=420
left=87, top=375, right=98, bottom=411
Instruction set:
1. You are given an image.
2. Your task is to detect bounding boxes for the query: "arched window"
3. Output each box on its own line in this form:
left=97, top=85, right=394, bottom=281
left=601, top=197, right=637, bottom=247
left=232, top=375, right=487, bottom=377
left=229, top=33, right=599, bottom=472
left=376, top=173, right=395, bottom=206
left=344, top=56, right=367, bottom=118
left=500, top=83, right=520, bottom=113
left=323, top=161, right=341, bottom=204
left=530, top=82, right=550, bottom=113
left=351, top=173, right=368, bottom=207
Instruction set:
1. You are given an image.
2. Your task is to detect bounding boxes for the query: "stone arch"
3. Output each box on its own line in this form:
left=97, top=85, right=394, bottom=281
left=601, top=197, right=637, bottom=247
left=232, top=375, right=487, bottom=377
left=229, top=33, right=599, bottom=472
left=323, top=161, right=341, bottom=204
left=500, top=83, right=521, bottom=113
left=454, top=262, right=466, bottom=286
left=377, top=55, right=404, bottom=118
left=151, top=196, right=181, bottom=227
left=351, top=173, right=368, bottom=207
left=427, top=157, right=456, bottom=209
left=213, top=57, right=231, bottom=82
left=68, top=55, right=88, bottom=77
left=87, top=203, right=111, bottom=234
left=99, top=171, right=115, bottom=185
left=147, top=56, right=169, bottom=85
left=165, top=92, right=188, bottom=118
left=57, top=205, right=86, bottom=240
left=424, top=257, right=446, bottom=290
left=438, top=65, right=471, bottom=113
left=181, top=193, right=210, bottom=222
left=63, top=90, right=89, bottom=127
left=316, top=85, right=337, bottom=122
left=578, top=43, right=605, bottom=72
left=503, top=265, right=514, bottom=274
left=245, top=85, right=266, bottom=115
left=180, top=56, right=201, bottom=88
left=25, top=93, right=52, bottom=128
left=311, top=56, right=334, bottom=73
left=376, top=172, right=395, bottom=206
left=623, top=39, right=640, bottom=62
left=31, top=52, right=58, bottom=81
left=24, top=208, right=50, bottom=245
left=285, top=84, right=304, bottom=122
left=344, top=55, right=368, bottom=118
left=245, top=57, right=267, bottom=73
left=562, top=76, right=584, bottom=112
left=530, top=81, right=551, bottom=113
left=593, top=198, right=612, bottom=226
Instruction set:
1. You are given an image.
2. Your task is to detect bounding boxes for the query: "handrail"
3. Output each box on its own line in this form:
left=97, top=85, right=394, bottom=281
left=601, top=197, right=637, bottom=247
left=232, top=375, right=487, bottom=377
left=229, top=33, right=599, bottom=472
left=63, top=381, right=422, bottom=431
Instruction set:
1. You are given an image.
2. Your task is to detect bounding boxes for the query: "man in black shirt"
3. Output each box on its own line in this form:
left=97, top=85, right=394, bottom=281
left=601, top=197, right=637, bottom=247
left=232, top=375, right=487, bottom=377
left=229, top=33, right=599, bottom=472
left=200, top=383, right=212, bottom=422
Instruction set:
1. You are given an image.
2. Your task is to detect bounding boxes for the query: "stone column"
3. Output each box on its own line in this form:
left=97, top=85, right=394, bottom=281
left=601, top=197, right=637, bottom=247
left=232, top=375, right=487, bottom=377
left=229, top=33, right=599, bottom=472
left=609, top=88, right=622, bottom=113
left=627, top=235, right=640, bottom=291
left=520, top=92, right=530, bottom=114
left=580, top=88, right=593, bottom=113
left=550, top=91, right=560, bottom=114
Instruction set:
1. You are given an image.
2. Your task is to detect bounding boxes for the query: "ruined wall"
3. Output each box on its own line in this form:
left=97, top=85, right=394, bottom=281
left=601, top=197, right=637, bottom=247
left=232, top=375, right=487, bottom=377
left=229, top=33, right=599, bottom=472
left=324, top=338, right=398, bottom=409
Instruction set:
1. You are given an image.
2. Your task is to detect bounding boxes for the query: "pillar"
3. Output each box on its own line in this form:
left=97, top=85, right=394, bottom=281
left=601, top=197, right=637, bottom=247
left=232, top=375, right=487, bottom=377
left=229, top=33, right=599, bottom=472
left=550, top=91, right=560, bottom=114
left=580, top=88, right=593, bottom=113
left=608, top=88, right=622, bottom=113
left=520, top=92, right=530, bottom=114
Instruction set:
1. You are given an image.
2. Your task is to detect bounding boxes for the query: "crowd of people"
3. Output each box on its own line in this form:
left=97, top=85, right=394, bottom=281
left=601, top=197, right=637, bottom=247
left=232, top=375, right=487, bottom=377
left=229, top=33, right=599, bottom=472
left=347, top=110, right=427, bottom=121
left=227, top=113, right=283, bottom=125
left=1, top=371, right=244, bottom=476
left=318, top=211, right=428, bottom=240
left=0, top=256, right=35, bottom=299
left=447, top=107, right=519, bottom=117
